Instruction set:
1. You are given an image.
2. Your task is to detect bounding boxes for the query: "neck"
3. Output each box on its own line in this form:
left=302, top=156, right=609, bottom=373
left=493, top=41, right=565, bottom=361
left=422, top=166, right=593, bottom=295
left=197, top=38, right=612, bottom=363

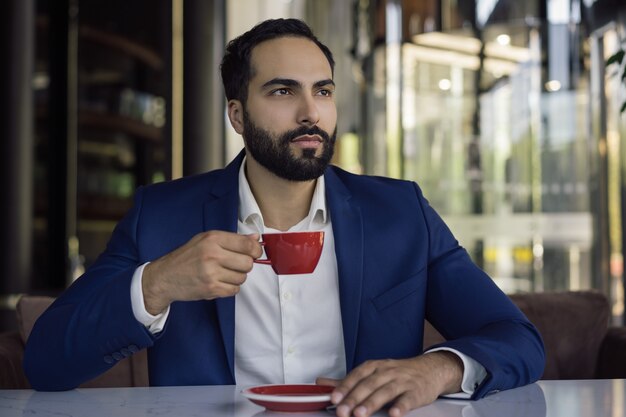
left=245, top=156, right=318, bottom=231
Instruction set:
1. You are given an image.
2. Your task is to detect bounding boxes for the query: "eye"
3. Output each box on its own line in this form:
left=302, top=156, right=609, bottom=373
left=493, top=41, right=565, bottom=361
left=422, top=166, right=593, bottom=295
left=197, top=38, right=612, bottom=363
left=317, top=88, right=334, bottom=97
left=271, top=88, right=291, bottom=96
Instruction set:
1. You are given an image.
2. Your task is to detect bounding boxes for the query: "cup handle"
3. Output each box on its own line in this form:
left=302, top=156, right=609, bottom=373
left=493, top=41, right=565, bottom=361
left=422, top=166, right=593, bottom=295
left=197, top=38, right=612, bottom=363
left=253, top=242, right=272, bottom=265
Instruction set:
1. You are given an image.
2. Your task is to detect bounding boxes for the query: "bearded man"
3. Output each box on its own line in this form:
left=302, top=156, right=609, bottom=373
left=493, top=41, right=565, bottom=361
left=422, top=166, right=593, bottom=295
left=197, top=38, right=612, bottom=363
left=25, top=18, right=544, bottom=417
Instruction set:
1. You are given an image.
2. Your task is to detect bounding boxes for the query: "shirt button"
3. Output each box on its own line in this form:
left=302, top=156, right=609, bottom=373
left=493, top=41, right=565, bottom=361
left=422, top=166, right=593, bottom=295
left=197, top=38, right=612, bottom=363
left=103, top=355, right=115, bottom=364
left=287, top=347, right=295, bottom=355
left=283, top=291, right=292, bottom=301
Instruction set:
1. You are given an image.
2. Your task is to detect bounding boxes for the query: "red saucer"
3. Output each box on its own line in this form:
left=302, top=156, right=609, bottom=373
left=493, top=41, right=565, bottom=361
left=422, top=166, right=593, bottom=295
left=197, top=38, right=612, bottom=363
left=241, top=384, right=334, bottom=412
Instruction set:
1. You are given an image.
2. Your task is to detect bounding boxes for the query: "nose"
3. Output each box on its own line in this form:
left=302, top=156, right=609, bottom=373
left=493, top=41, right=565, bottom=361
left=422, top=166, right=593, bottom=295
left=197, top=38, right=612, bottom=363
left=297, top=95, right=320, bottom=127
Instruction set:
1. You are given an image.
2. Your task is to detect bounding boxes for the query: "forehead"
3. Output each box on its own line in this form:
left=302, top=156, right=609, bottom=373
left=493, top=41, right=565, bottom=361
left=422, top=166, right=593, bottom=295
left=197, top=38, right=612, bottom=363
left=249, top=36, right=332, bottom=84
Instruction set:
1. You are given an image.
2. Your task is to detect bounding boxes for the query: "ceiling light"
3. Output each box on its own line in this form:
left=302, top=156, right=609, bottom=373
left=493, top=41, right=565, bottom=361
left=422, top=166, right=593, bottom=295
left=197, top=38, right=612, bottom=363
left=496, top=34, right=511, bottom=46
left=412, top=31, right=530, bottom=63
left=545, top=80, right=562, bottom=92
left=438, top=79, right=452, bottom=91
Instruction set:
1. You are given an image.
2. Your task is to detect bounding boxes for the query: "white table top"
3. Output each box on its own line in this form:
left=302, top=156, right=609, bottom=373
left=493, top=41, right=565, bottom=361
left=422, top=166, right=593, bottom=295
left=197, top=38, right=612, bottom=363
left=0, top=379, right=624, bottom=417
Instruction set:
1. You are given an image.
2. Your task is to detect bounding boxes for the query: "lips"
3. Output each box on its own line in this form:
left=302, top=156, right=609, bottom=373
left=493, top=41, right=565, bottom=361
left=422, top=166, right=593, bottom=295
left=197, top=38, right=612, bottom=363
left=291, top=134, right=323, bottom=143
left=290, top=134, right=323, bottom=149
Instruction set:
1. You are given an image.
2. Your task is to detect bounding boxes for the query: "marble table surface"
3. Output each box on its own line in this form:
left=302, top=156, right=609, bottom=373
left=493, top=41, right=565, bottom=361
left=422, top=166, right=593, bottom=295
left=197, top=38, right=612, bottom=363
left=0, top=379, right=624, bottom=417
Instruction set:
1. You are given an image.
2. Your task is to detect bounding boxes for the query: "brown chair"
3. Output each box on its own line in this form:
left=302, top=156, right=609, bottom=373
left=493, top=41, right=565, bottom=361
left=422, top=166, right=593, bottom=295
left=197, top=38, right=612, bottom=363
left=424, top=290, right=626, bottom=379
left=1, top=291, right=625, bottom=388
left=0, top=295, right=148, bottom=389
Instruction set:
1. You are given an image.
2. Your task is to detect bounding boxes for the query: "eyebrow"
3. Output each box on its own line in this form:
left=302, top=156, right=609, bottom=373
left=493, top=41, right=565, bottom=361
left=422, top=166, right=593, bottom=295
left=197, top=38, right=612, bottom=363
left=314, top=79, right=335, bottom=89
left=261, top=78, right=335, bottom=89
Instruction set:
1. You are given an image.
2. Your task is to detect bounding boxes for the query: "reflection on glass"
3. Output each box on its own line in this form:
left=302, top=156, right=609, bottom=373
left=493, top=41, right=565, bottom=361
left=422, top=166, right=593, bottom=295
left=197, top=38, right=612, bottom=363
left=399, top=19, right=601, bottom=298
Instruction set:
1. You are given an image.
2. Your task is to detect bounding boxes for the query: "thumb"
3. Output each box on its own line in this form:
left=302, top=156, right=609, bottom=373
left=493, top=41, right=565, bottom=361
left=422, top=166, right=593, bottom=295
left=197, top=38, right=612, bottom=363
left=246, top=233, right=261, bottom=241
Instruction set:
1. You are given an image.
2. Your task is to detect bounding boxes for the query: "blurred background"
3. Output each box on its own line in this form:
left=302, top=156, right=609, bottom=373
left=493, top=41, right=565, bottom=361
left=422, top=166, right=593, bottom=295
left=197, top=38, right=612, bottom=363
left=1, top=0, right=625, bottom=331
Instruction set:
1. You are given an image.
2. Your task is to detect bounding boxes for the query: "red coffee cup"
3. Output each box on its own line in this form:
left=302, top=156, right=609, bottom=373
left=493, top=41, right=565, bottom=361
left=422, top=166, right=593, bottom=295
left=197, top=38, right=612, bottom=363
left=253, top=231, right=324, bottom=275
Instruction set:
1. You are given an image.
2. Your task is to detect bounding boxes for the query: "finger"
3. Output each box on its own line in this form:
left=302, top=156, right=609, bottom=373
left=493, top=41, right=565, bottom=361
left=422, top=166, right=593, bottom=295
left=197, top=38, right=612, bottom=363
left=315, top=377, right=340, bottom=387
left=221, top=233, right=263, bottom=258
left=245, top=233, right=260, bottom=241
left=243, top=233, right=263, bottom=258
left=201, top=279, right=244, bottom=299
left=195, top=234, right=260, bottom=274
left=337, top=375, right=398, bottom=417
left=201, top=231, right=263, bottom=258
left=388, top=391, right=427, bottom=417
left=214, top=270, right=249, bottom=286
left=351, top=380, right=403, bottom=417
left=332, top=360, right=383, bottom=403
left=207, top=250, right=256, bottom=274
left=334, top=363, right=396, bottom=417
left=196, top=259, right=249, bottom=289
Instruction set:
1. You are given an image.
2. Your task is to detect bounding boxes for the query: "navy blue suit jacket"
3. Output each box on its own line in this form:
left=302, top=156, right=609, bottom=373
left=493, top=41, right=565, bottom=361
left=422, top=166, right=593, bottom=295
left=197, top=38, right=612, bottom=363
left=24, top=152, right=545, bottom=395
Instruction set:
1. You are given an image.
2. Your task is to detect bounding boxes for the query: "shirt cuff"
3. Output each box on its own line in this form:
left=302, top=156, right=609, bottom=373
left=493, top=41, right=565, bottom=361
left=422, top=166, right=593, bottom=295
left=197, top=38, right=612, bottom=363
left=130, top=262, right=170, bottom=333
left=426, top=347, right=487, bottom=399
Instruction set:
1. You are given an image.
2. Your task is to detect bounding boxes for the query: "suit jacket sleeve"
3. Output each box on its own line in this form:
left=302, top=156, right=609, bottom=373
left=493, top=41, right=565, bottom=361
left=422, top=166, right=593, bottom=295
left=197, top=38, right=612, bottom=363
left=24, top=187, right=157, bottom=391
left=415, top=183, right=545, bottom=398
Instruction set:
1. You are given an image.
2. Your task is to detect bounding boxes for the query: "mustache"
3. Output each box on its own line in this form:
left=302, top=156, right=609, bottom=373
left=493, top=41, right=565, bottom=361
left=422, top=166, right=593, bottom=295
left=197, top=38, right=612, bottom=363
left=280, top=125, right=332, bottom=145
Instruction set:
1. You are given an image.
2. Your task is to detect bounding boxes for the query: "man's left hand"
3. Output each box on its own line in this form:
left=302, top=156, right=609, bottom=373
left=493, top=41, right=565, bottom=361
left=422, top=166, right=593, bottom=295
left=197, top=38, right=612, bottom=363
left=316, top=351, right=463, bottom=417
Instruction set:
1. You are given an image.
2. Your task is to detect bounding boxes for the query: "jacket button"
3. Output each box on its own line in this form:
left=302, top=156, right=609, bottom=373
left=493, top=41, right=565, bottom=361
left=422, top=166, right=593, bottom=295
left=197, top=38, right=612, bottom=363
left=103, top=355, right=115, bottom=364
left=120, top=348, right=131, bottom=357
left=128, top=344, right=139, bottom=353
left=112, top=352, right=124, bottom=361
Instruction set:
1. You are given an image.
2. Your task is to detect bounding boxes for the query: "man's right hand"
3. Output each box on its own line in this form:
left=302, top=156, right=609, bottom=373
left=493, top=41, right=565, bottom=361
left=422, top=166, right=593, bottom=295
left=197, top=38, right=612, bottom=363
left=142, top=231, right=263, bottom=315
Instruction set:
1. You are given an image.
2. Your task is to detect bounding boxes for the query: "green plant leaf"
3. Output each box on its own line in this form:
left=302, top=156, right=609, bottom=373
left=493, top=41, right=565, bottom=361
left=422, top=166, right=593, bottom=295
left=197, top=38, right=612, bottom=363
left=607, top=49, right=625, bottom=66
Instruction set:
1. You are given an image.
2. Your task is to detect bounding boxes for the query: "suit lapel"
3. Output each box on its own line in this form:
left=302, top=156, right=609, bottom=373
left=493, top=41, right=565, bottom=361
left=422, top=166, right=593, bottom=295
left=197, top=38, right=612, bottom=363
left=202, top=152, right=244, bottom=382
left=325, top=168, right=364, bottom=371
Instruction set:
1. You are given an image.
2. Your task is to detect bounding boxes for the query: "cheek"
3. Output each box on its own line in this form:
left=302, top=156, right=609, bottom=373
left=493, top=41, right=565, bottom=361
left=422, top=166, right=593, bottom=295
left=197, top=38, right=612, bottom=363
left=249, top=104, right=292, bottom=131
left=320, top=103, right=337, bottom=130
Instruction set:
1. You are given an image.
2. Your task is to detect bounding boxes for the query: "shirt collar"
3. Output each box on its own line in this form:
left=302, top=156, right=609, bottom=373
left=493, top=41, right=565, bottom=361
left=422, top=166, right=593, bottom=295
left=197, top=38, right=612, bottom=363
left=238, top=156, right=328, bottom=233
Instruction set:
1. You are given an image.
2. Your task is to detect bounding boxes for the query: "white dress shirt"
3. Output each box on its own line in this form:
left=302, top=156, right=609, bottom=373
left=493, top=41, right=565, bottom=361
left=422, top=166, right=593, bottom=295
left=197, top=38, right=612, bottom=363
left=234, top=160, right=346, bottom=385
left=129, top=158, right=486, bottom=396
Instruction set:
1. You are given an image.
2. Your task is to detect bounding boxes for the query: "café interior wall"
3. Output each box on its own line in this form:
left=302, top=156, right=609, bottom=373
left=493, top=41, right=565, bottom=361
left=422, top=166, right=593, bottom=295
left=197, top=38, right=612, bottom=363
left=2, top=0, right=626, bottom=333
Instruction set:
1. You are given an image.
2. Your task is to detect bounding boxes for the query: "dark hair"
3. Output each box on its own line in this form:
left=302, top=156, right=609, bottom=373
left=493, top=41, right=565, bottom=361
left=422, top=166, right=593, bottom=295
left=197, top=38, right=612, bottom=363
left=220, top=18, right=335, bottom=104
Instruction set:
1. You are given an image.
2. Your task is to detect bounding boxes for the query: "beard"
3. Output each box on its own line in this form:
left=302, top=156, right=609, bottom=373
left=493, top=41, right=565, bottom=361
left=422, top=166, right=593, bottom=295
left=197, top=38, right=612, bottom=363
left=242, top=111, right=336, bottom=182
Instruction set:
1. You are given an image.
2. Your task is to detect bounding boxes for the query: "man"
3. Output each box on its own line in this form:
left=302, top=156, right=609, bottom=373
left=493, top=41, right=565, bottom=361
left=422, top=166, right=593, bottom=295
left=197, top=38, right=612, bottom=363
left=24, top=19, right=544, bottom=417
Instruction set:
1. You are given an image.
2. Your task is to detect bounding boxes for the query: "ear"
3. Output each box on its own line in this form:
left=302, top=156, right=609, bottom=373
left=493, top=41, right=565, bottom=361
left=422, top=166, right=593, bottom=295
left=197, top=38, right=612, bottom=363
left=227, top=100, right=244, bottom=134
